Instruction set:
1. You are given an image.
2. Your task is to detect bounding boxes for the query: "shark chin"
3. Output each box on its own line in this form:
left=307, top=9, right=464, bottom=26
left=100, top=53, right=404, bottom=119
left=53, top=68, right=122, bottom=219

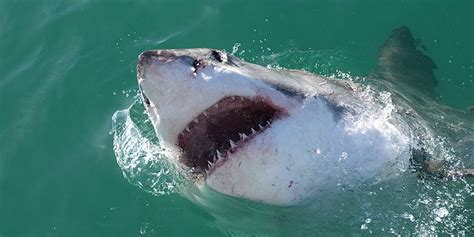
left=135, top=27, right=472, bottom=206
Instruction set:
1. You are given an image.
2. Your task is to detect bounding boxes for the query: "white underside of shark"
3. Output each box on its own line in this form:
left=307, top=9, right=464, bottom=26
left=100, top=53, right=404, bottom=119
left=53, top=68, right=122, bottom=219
left=137, top=48, right=415, bottom=205
left=206, top=97, right=411, bottom=204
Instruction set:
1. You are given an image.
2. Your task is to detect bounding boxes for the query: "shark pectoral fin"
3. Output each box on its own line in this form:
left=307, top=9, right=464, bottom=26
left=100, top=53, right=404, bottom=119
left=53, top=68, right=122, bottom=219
left=411, top=149, right=474, bottom=179
left=376, top=26, right=439, bottom=98
left=446, top=168, right=474, bottom=178
left=462, top=169, right=474, bottom=178
left=421, top=160, right=474, bottom=179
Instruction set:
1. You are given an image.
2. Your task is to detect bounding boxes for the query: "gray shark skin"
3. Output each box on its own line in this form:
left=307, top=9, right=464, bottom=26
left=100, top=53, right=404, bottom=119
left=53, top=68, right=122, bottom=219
left=136, top=27, right=473, bottom=206
left=374, top=26, right=473, bottom=177
left=376, top=26, right=439, bottom=98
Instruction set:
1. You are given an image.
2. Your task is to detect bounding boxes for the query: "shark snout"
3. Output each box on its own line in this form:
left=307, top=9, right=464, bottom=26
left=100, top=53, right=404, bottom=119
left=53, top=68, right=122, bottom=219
left=138, top=50, right=177, bottom=79
left=138, top=50, right=177, bottom=63
left=138, top=49, right=203, bottom=83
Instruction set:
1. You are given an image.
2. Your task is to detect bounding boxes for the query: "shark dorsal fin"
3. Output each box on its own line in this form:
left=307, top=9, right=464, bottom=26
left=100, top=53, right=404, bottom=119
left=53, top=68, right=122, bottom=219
left=376, top=26, right=438, bottom=98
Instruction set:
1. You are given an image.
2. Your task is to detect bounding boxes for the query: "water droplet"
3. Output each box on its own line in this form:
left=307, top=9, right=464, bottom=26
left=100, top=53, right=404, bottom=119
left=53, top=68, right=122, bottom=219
left=231, top=43, right=241, bottom=55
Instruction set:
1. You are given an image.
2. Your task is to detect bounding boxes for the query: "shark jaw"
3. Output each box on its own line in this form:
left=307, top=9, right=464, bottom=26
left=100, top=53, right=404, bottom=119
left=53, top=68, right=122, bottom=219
left=177, top=95, right=287, bottom=175
left=137, top=49, right=412, bottom=206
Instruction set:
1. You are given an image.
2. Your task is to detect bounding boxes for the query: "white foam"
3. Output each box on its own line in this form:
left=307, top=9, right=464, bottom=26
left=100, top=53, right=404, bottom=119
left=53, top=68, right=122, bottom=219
left=111, top=101, right=184, bottom=196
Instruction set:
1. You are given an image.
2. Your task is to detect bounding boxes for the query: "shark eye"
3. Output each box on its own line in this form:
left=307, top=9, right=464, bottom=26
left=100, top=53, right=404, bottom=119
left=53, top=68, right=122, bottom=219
left=211, top=50, right=227, bottom=63
left=192, top=58, right=201, bottom=68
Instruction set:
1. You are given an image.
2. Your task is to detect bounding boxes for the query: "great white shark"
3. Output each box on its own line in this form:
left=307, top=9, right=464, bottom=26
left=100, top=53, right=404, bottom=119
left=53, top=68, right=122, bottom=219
left=136, top=26, right=473, bottom=206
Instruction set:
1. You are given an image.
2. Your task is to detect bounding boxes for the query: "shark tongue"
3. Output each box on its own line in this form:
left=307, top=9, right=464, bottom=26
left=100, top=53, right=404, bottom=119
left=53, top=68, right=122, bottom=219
left=177, top=96, right=284, bottom=173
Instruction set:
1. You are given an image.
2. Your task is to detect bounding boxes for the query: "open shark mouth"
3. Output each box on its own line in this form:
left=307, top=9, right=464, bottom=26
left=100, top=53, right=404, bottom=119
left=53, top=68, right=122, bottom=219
left=177, top=96, right=285, bottom=174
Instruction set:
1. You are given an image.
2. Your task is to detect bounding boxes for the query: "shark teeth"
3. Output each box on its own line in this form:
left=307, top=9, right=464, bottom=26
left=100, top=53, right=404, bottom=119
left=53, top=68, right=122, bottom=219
left=204, top=120, right=274, bottom=173
left=229, top=140, right=237, bottom=149
left=207, top=159, right=214, bottom=169
left=206, top=151, right=229, bottom=174
left=239, top=133, right=248, bottom=140
left=177, top=95, right=283, bottom=173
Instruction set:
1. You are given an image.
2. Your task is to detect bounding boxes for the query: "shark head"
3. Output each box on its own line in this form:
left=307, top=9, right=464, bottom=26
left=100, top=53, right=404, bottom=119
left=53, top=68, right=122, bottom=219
left=137, top=48, right=412, bottom=205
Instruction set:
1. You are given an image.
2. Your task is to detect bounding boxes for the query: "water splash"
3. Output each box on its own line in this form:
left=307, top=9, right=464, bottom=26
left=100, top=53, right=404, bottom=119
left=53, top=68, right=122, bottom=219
left=112, top=98, right=185, bottom=196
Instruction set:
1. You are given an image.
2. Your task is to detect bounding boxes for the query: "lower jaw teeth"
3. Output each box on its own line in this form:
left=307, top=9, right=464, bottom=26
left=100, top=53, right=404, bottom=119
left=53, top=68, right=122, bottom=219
left=189, top=119, right=274, bottom=173
left=207, top=160, right=214, bottom=169
left=239, top=133, right=247, bottom=140
left=229, top=140, right=237, bottom=149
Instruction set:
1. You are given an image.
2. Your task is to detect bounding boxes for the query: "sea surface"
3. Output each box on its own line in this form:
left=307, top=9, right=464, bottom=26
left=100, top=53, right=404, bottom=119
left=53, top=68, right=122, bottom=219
left=0, top=0, right=473, bottom=236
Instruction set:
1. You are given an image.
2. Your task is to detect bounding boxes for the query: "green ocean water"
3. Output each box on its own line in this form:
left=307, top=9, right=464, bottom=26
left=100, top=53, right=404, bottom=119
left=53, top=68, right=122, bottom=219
left=0, top=0, right=473, bottom=236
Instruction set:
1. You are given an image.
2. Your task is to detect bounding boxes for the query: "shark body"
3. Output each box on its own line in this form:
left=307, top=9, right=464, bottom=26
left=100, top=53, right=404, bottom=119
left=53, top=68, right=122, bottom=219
left=136, top=27, right=471, bottom=205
